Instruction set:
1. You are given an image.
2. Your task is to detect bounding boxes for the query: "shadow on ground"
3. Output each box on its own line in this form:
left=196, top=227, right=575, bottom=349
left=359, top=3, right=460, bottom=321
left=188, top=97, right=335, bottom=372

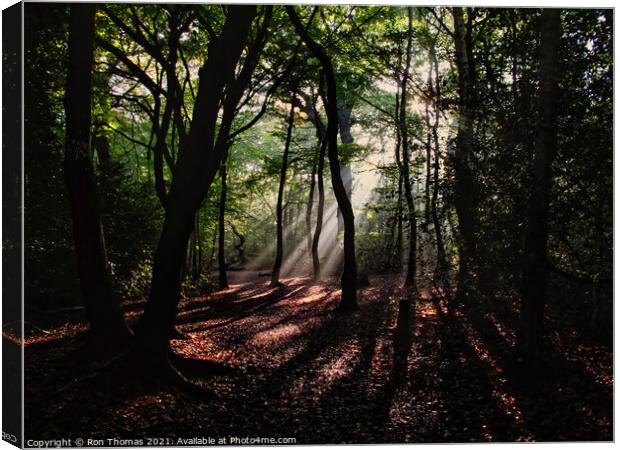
left=22, top=271, right=612, bottom=443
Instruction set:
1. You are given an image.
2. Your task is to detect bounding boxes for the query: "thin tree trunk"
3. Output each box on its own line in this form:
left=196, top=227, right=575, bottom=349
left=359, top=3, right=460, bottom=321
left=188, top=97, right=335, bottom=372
left=288, top=6, right=358, bottom=309
left=229, top=222, right=246, bottom=265
left=385, top=204, right=397, bottom=272
left=400, top=7, right=417, bottom=293
left=337, top=106, right=354, bottom=144
left=195, top=212, right=202, bottom=279
left=187, top=228, right=195, bottom=281
left=518, top=8, right=561, bottom=363
left=396, top=171, right=404, bottom=270
left=63, top=3, right=131, bottom=354
left=291, top=189, right=301, bottom=254
left=393, top=90, right=404, bottom=272
left=272, top=87, right=297, bottom=286
left=153, top=94, right=175, bottom=207
left=336, top=106, right=354, bottom=236
left=430, top=40, right=447, bottom=277
left=308, top=84, right=328, bottom=281
left=93, top=132, right=111, bottom=174
left=218, top=157, right=228, bottom=289
left=208, top=227, right=217, bottom=269
left=424, top=55, right=433, bottom=229
left=151, top=33, right=181, bottom=208
left=312, top=133, right=327, bottom=281
left=306, top=157, right=317, bottom=259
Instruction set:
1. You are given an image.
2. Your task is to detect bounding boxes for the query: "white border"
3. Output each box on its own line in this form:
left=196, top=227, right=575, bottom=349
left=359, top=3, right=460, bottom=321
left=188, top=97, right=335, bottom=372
left=0, top=2, right=616, bottom=450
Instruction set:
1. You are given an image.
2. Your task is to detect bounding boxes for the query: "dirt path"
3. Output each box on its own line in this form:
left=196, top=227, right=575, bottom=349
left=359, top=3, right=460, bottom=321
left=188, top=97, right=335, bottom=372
left=23, top=273, right=612, bottom=443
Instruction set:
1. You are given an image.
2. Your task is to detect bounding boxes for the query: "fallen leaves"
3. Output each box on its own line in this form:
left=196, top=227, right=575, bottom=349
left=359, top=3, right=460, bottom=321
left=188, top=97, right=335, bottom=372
left=22, top=272, right=612, bottom=443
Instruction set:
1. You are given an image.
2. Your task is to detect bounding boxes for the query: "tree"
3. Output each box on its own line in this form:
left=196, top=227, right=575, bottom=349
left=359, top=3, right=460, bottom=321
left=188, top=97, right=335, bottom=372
left=427, top=23, right=448, bottom=280
left=63, top=3, right=132, bottom=353
left=298, top=85, right=328, bottom=281
left=311, top=112, right=328, bottom=282
left=135, top=6, right=261, bottom=372
left=451, top=7, right=479, bottom=302
left=399, top=7, right=418, bottom=293
left=287, top=6, right=358, bottom=310
left=271, top=86, right=298, bottom=286
left=518, top=8, right=562, bottom=364
left=218, top=157, right=229, bottom=289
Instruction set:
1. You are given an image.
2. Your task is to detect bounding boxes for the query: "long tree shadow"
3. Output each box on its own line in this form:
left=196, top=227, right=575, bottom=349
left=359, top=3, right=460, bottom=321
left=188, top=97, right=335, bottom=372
left=432, top=294, right=525, bottom=442
left=175, top=285, right=264, bottom=316
left=26, top=275, right=611, bottom=443
left=176, top=286, right=275, bottom=323
left=287, top=296, right=392, bottom=443
left=367, top=311, right=414, bottom=443
left=191, top=285, right=387, bottom=441
left=25, top=280, right=292, bottom=439
left=180, top=285, right=310, bottom=334
left=450, top=291, right=612, bottom=441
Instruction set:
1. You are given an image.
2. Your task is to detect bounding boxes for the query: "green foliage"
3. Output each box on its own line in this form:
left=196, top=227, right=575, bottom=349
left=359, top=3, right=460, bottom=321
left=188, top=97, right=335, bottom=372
left=337, top=143, right=367, bottom=165
left=23, top=5, right=612, bottom=344
left=181, top=273, right=216, bottom=299
left=98, top=158, right=162, bottom=298
left=24, top=3, right=80, bottom=307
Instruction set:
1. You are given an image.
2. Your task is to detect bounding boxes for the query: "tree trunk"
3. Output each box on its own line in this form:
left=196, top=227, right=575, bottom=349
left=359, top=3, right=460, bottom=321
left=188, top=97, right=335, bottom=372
left=195, top=212, right=202, bottom=280
left=136, top=6, right=257, bottom=363
left=396, top=171, right=404, bottom=270
left=230, top=222, right=246, bottom=265
left=394, top=92, right=404, bottom=272
left=452, top=7, right=479, bottom=302
left=218, top=157, right=228, bottom=289
left=208, top=227, right=217, bottom=269
left=93, top=133, right=111, bottom=174
left=337, top=165, right=353, bottom=236
left=518, top=8, right=561, bottom=364
left=400, top=7, right=417, bottom=293
left=337, top=106, right=354, bottom=144
left=152, top=97, right=174, bottom=207
left=336, top=106, right=353, bottom=236
left=152, top=40, right=180, bottom=208
left=187, top=227, right=195, bottom=281
left=424, top=134, right=432, bottom=230
left=288, top=6, right=358, bottom=309
left=308, top=86, right=328, bottom=281
left=424, top=55, right=433, bottom=229
left=312, top=133, right=327, bottom=281
left=430, top=40, right=448, bottom=277
left=271, top=87, right=297, bottom=286
left=63, top=3, right=131, bottom=354
left=306, top=156, right=317, bottom=260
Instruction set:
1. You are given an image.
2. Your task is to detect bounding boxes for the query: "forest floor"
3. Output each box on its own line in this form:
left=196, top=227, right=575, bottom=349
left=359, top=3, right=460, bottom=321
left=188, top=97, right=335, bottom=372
left=21, top=272, right=612, bottom=444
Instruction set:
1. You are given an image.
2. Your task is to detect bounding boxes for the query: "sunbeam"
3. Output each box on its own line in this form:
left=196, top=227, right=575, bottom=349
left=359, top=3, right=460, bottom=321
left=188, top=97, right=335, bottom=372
left=245, top=206, right=311, bottom=271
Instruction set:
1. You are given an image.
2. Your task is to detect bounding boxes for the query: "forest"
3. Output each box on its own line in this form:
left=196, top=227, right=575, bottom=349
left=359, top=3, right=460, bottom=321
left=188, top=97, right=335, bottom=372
left=14, top=2, right=613, bottom=444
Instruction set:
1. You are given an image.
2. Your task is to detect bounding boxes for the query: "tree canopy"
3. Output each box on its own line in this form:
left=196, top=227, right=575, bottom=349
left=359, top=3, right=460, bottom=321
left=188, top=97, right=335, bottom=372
left=21, top=3, right=612, bottom=444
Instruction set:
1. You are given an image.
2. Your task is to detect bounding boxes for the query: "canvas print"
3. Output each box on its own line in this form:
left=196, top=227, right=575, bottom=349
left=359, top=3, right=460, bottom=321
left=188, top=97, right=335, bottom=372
left=2, top=1, right=613, bottom=446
